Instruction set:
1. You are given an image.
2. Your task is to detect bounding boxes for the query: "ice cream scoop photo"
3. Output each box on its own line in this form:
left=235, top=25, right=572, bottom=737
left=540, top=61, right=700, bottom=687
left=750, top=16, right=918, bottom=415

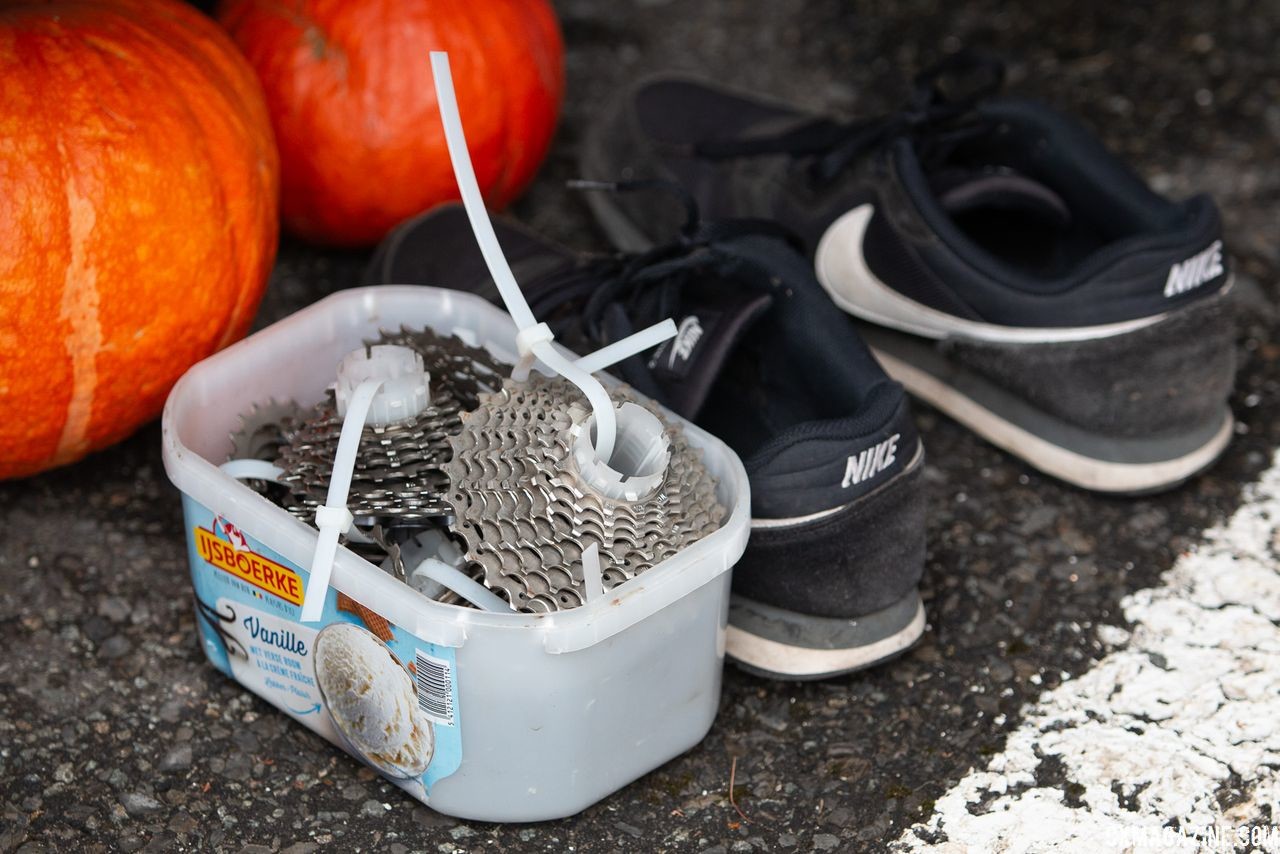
left=313, top=622, right=434, bottom=779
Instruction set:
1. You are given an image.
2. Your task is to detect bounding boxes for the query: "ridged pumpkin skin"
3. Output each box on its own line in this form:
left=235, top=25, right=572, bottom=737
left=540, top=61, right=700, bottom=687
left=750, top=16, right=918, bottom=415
left=0, top=0, right=279, bottom=480
left=218, top=0, right=564, bottom=247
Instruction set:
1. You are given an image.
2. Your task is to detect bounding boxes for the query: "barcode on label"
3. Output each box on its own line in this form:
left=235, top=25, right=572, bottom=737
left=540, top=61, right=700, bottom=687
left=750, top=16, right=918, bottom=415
left=414, top=650, right=455, bottom=727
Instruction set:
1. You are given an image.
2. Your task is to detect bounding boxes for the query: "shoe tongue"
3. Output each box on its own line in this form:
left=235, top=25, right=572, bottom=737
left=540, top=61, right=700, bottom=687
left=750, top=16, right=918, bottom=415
left=629, top=290, right=773, bottom=420
left=934, top=168, right=1072, bottom=227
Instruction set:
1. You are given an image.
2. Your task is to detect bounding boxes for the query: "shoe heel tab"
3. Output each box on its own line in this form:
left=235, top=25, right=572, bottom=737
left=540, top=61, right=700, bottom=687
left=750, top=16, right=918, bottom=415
left=1178, top=193, right=1224, bottom=234
left=743, top=389, right=921, bottom=517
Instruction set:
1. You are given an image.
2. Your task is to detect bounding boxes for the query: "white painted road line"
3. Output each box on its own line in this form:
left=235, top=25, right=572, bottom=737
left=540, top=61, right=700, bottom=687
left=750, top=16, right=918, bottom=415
left=894, top=453, right=1280, bottom=853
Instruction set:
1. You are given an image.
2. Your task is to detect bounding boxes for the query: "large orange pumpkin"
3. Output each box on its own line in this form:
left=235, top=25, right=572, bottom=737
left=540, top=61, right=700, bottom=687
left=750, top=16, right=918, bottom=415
left=218, top=0, right=564, bottom=247
left=0, top=0, right=279, bottom=480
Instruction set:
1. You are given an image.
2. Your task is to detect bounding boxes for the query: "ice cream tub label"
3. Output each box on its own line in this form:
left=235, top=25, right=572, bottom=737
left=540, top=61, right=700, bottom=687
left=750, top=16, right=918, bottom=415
left=184, top=495, right=462, bottom=798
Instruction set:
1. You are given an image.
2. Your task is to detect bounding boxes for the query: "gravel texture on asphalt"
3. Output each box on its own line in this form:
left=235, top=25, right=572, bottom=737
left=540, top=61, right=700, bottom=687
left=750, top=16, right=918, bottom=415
left=3, top=1, right=1279, bottom=852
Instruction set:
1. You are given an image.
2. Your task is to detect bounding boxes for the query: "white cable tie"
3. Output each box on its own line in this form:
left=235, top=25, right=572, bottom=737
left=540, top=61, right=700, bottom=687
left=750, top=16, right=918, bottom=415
left=409, top=558, right=513, bottom=612
left=581, top=543, right=604, bottom=602
left=300, top=377, right=382, bottom=623
left=572, top=319, right=678, bottom=375
left=429, top=50, right=625, bottom=463
left=530, top=339, right=619, bottom=462
left=344, top=526, right=376, bottom=545
left=219, top=459, right=286, bottom=484
left=314, top=505, right=354, bottom=533
left=429, top=52, right=536, bottom=331
left=514, top=321, right=555, bottom=359
left=510, top=351, right=536, bottom=383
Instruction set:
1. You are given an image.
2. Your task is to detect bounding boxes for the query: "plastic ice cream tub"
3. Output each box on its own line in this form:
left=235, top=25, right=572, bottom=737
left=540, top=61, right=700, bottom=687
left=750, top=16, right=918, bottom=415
left=161, top=285, right=750, bottom=822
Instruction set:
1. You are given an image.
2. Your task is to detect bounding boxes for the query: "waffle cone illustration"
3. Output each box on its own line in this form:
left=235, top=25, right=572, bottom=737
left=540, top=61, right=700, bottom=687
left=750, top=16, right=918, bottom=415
left=337, top=593, right=395, bottom=642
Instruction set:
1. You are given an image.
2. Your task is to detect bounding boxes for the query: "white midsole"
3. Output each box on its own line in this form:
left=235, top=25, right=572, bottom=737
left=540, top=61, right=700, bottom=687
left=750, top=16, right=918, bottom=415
left=813, top=204, right=1171, bottom=344
left=874, top=348, right=1234, bottom=493
left=726, top=599, right=926, bottom=678
left=750, top=502, right=847, bottom=530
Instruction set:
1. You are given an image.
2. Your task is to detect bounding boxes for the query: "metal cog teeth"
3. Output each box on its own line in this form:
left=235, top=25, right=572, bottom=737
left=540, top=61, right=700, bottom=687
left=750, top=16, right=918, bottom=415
left=276, top=390, right=462, bottom=524
left=227, top=398, right=306, bottom=463
left=446, top=373, right=726, bottom=614
left=371, top=326, right=509, bottom=411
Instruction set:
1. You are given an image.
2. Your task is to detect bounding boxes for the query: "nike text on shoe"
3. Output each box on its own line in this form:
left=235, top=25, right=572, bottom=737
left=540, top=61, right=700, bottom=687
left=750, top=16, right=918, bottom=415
left=368, top=194, right=928, bottom=679
left=580, top=52, right=1237, bottom=494
left=1163, top=240, right=1224, bottom=298
left=842, top=433, right=900, bottom=488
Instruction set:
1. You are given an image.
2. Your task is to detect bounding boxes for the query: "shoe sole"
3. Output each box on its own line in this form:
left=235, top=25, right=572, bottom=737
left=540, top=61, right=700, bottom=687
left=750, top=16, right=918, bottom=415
left=859, top=322, right=1234, bottom=495
left=726, top=589, right=926, bottom=681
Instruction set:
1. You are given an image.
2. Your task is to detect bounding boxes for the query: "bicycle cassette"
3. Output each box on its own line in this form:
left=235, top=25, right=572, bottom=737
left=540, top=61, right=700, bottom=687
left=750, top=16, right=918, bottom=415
left=228, top=398, right=305, bottom=462
left=445, top=373, right=725, bottom=613
left=276, top=388, right=462, bottom=525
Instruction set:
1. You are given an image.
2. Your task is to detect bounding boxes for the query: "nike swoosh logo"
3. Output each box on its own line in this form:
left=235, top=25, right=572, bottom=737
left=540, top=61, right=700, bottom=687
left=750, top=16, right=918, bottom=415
left=813, top=204, right=1164, bottom=345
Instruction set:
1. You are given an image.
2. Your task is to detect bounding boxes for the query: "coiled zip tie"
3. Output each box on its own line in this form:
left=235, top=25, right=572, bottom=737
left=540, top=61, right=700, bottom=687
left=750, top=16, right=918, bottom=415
left=428, top=51, right=676, bottom=465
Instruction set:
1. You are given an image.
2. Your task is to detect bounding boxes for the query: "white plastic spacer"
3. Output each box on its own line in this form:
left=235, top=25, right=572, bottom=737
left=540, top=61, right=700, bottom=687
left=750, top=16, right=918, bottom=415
left=335, top=345, right=430, bottom=426
left=573, top=402, right=670, bottom=502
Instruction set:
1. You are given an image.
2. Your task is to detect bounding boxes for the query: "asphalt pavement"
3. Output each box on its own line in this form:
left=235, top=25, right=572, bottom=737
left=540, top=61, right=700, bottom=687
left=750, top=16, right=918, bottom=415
left=2, top=1, right=1279, bottom=851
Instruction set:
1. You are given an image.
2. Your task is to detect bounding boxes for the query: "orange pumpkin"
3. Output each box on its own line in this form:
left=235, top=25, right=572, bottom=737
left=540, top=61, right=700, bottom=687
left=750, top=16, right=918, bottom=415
left=218, top=0, right=564, bottom=247
left=0, top=0, right=279, bottom=480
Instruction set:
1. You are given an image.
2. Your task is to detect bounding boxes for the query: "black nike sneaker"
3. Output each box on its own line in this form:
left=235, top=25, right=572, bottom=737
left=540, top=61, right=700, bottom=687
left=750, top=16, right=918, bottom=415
left=579, top=53, right=1237, bottom=494
left=368, top=194, right=927, bottom=679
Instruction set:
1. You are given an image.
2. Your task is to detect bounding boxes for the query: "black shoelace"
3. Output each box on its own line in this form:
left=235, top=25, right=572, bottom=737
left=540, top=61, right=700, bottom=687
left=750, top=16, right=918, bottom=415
left=524, top=180, right=794, bottom=347
left=694, top=50, right=1006, bottom=185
